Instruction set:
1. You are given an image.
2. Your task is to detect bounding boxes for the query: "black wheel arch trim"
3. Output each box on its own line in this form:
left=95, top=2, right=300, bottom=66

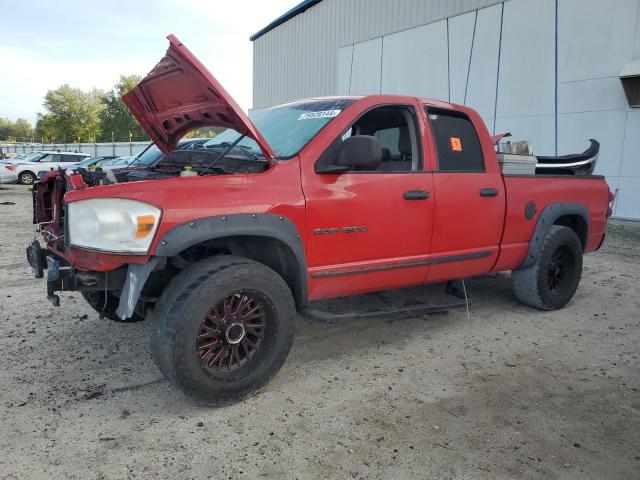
left=154, top=213, right=308, bottom=306
left=518, top=202, right=589, bottom=270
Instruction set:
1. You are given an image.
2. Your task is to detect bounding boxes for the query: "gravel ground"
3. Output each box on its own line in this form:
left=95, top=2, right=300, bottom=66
left=0, top=184, right=639, bottom=480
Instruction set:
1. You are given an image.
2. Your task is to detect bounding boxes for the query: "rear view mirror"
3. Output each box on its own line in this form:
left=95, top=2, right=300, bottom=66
left=316, top=135, right=382, bottom=173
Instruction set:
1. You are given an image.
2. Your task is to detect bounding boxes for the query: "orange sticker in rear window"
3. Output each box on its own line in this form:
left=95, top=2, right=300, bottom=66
left=450, top=137, right=462, bottom=152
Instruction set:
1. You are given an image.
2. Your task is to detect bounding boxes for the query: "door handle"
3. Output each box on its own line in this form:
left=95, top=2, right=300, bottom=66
left=479, top=188, right=499, bottom=197
left=404, top=190, right=430, bottom=200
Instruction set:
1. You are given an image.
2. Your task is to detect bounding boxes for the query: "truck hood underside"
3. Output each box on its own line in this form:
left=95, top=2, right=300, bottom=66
left=122, top=34, right=274, bottom=161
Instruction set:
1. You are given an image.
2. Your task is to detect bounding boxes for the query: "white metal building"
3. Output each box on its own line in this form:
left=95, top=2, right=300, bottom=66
left=251, top=0, right=640, bottom=220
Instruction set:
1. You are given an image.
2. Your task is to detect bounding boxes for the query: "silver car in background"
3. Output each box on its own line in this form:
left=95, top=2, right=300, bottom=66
left=0, top=162, right=18, bottom=184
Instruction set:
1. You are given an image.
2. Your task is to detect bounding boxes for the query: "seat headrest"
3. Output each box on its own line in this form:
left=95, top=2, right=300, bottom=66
left=381, top=147, right=391, bottom=162
left=398, top=127, right=412, bottom=155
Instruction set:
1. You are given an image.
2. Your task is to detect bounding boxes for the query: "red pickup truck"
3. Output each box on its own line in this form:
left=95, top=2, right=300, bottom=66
left=27, top=36, right=613, bottom=405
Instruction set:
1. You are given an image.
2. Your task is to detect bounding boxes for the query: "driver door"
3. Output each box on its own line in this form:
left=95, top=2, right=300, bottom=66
left=301, top=99, right=435, bottom=301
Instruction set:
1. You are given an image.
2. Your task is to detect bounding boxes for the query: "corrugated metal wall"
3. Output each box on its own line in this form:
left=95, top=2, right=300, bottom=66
left=252, top=0, right=503, bottom=108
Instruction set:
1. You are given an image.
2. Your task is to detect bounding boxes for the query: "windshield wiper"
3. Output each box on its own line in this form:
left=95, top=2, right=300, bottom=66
left=199, top=134, right=246, bottom=176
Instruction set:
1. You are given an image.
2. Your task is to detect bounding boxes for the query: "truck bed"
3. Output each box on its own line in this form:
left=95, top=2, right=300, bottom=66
left=493, top=173, right=610, bottom=272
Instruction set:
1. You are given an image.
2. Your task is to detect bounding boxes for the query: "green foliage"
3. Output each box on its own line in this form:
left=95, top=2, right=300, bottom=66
left=0, top=118, right=34, bottom=142
left=99, top=75, right=148, bottom=142
left=34, top=113, right=55, bottom=143
left=184, top=127, right=222, bottom=139
left=9, top=75, right=222, bottom=145
left=36, top=84, right=104, bottom=143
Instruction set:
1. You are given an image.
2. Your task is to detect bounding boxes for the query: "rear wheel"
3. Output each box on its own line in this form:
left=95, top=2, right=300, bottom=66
left=512, top=225, right=583, bottom=310
left=19, top=171, right=36, bottom=185
left=149, top=256, right=296, bottom=405
left=81, top=290, right=145, bottom=322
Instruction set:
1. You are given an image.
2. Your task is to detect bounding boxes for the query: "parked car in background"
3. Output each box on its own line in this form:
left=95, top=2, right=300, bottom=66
left=1, top=153, right=28, bottom=163
left=99, top=156, right=135, bottom=169
left=0, top=162, right=18, bottom=184
left=74, top=156, right=118, bottom=170
left=124, top=138, right=211, bottom=169
left=6, top=151, right=44, bottom=164
left=16, top=151, right=90, bottom=184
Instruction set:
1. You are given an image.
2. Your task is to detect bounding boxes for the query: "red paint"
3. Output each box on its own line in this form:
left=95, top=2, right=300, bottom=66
left=122, top=34, right=275, bottom=161
left=32, top=36, right=611, bottom=303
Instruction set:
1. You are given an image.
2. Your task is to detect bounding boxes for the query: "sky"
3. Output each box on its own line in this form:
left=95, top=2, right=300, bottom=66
left=0, top=0, right=301, bottom=125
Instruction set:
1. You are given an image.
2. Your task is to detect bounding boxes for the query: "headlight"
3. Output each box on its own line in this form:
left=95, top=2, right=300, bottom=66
left=68, top=199, right=161, bottom=254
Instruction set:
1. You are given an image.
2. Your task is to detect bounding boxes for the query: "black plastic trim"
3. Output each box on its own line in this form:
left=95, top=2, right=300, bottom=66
left=525, top=201, right=537, bottom=220
left=154, top=214, right=308, bottom=305
left=536, top=139, right=599, bottom=164
left=311, top=258, right=430, bottom=279
left=518, top=202, right=589, bottom=270
left=505, top=174, right=605, bottom=180
left=431, top=251, right=493, bottom=265
left=311, top=250, right=492, bottom=279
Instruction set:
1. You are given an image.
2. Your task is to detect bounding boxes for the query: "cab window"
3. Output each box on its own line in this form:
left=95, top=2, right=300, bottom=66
left=426, top=108, right=484, bottom=172
left=316, top=105, right=422, bottom=173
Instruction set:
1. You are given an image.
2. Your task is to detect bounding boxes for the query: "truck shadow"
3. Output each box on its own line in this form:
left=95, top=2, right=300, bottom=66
left=25, top=271, right=527, bottom=410
left=289, top=272, right=521, bottom=364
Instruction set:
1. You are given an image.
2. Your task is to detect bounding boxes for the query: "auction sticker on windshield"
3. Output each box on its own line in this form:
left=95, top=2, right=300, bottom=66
left=298, top=110, right=341, bottom=120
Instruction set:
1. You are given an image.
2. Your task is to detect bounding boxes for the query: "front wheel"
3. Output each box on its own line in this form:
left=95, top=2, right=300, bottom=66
left=512, top=225, right=583, bottom=310
left=19, top=171, right=36, bottom=185
left=149, top=256, right=296, bottom=405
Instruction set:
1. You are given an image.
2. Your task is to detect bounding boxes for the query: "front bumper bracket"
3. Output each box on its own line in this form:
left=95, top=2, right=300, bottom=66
left=115, top=258, right=160, bottom=320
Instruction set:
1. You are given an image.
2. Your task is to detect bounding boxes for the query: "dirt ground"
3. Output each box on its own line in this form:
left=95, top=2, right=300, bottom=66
left=0, top=183, right=638, bottom=480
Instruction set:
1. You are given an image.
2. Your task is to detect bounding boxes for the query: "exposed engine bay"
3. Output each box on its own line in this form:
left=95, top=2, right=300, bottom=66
left=77, top=147, right=268, bottom=187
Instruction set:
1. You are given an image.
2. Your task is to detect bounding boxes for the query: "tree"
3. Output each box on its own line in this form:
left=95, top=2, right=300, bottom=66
left=35, top=113, right=57, bottom=144
left=0, top=117, right=34, bottom=142
left=39, top=84, right=104, bottom=143
left=99, top=75, right=148, bottom=142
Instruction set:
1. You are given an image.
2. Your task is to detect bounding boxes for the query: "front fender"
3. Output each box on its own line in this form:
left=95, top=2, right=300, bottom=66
left=153, top=213, right=307, bottom=303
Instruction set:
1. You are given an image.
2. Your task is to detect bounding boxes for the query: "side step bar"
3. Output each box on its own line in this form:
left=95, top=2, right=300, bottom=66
left=299, top=280, right=470, bottom=324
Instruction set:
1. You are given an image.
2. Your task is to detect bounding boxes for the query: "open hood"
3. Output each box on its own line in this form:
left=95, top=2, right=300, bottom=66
left=123, top=34, right=275, bottom=161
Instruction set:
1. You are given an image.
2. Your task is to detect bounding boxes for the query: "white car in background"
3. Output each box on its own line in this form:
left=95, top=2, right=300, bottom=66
left=0, top=162, right=18, bottom=184
left=15, top=151, right=90, bottom=184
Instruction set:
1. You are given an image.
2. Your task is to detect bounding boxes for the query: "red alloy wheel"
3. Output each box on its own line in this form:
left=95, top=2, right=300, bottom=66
left=196, top=291, right=268, bottom=372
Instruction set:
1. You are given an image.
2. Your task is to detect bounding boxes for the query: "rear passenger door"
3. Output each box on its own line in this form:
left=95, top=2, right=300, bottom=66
left=425, top=107, right=505, bottom=281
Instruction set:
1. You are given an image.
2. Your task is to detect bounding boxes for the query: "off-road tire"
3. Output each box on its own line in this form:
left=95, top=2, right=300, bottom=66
left=81, top=290, right=145, bottom=322
left=512, top=225, right=583, bottom=310
left=148, top=256, right=296, bottom=406
left=19, top=171, right=36, bottom=185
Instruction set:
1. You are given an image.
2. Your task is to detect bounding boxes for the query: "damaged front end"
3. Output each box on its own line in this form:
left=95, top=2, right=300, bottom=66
left=26, top=169, right=160, bottom=320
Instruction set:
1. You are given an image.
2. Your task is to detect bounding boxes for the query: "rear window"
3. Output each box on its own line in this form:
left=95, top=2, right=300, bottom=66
left=426, top=108, right=484, bottom=172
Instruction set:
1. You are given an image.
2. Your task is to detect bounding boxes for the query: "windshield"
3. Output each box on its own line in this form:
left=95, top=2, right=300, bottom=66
left=203, top=98, right=355, bottom=158
left=28, top=152, right=48, bottom=162
left=102, top=157, right=133, bottom=167
left=76, top=156, right=101, bottom=168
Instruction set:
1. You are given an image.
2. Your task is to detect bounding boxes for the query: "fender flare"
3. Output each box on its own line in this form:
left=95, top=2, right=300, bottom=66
left=518, top=202, right=589, bottom=270
left=153, top=213, right=308, bottom=303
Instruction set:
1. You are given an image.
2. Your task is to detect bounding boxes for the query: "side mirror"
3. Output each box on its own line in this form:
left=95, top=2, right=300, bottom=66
left=316, top=135, right=382, bottom=173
